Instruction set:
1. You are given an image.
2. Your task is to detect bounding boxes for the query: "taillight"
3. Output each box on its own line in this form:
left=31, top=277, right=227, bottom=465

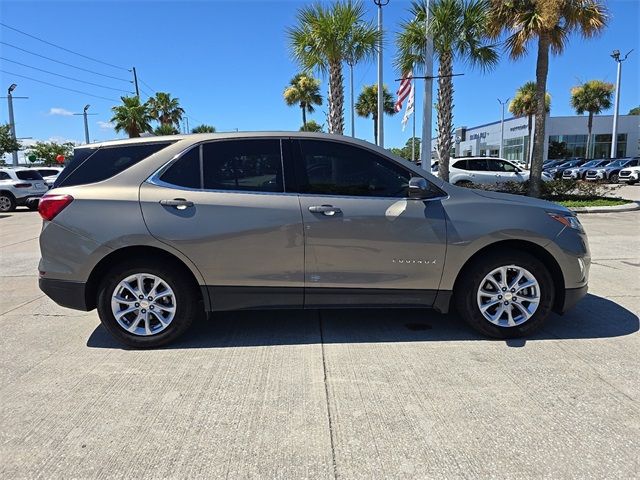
left=38, top=194, right=73, bottom=221
left=14, top=183, right=32, bottom=188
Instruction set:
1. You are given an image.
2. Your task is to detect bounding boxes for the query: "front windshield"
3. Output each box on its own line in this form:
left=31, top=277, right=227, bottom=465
left=607, top=160, right=628, bottom=168
left=582, top=160, right=600, bottom=168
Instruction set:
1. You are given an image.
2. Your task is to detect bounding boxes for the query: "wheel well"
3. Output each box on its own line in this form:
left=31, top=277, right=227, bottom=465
left=452, top=240, right=565, bottom=313
left=85, top=246, right=204, bottom=310
left=0, top=190, right=16, bottom=199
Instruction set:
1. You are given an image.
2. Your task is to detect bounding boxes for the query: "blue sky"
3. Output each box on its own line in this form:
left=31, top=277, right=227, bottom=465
left=0, top=0, right=638, bottom=152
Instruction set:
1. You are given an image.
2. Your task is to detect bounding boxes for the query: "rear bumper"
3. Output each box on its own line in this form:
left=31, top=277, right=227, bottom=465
left=39, top=277, right=91, bottom=311
left=16, top=194, right=44, bottom=207
left=559, top=284, right=588, bottom=314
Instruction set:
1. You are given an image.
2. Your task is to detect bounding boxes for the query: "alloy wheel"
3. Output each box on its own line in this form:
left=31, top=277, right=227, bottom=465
left=476, top=265, right=540, bottom=327
left=0, top=196, right=12, bottom=212
left=111, top=273, right=176, bottom=336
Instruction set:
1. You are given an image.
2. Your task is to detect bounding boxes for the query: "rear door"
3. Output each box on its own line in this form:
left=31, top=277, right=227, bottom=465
left=140, top=138, right=304, bottom=310
left=291, top=138, right=447, bottom=307
left=15, top=170, right=48, bottom=195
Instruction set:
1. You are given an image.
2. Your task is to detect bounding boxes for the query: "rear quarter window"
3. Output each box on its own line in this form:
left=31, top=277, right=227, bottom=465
left=55, top=142, right=175, bottom=188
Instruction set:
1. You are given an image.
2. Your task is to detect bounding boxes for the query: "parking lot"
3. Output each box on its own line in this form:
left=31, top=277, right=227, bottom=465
left=1, top=205, right=638, bottom=479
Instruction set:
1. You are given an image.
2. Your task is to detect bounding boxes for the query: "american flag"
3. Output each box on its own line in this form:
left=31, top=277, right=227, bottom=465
left=394, top=71, right=413, bottom=112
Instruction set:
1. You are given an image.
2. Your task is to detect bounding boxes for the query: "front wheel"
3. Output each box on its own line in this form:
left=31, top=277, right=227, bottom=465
left=455, top=250, right=555, bottom=338
left=610, top=173, right=619, bottom=183
left=97, top=261, right=202, bottom=348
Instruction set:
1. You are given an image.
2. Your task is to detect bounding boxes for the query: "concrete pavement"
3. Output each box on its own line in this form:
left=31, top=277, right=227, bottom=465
left=0, top=209, right=638, bottom=479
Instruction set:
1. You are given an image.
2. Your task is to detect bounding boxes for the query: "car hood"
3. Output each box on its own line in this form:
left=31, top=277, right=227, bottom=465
left=471, top=189, right=571, bottom=215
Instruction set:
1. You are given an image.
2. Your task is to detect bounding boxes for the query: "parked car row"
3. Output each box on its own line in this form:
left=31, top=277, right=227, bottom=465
left=0, top=166, right=64, bottom=212
left=542, top=157, right=640, bottom=183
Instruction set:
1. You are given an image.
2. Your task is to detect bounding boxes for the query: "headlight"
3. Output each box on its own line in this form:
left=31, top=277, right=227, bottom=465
left=548, top=213, right=584, bottom=232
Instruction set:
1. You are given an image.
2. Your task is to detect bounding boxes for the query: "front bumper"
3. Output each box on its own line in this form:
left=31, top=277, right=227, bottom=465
left=619, top=175, right=638, bottom=183
left=560, top=285, right=588, bottom=313
left=39, top=277, right=91, bottom=311
left=585, top=172, right=605, bottom=181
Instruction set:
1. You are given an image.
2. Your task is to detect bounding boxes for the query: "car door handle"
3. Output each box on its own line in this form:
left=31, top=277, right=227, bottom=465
left=160, top=198, right=194, bottom=210
left=309, top=204, right=342, bottom=216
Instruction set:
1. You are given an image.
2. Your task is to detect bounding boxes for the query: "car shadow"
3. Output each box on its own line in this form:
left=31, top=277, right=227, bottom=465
left=86, top=293, right=638, bottom=350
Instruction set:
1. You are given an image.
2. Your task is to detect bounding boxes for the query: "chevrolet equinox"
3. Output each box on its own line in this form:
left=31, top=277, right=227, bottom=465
left=38, top=133, right=590, bottom=347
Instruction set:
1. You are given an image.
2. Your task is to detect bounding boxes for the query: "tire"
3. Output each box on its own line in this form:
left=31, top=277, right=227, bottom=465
left=455, top=249, right=554, bottom=338
left=0, top=192, right=16, bottom=212
left=610, top=173, right=619, bottom=183
left=27, top=201, right=39, bottom=211
left=628, top=180, right=636, bottom=185
left=96, top=259, right=203, bottom=348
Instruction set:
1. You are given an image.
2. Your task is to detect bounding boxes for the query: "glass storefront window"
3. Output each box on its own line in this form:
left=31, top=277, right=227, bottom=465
left=549, top=133, right=627, bottom=159
left=503, top=136, right=528, bottom=162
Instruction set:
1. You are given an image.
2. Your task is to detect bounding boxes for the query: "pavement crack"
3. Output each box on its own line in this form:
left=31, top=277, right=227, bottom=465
left=318, top=311, right=339, bottom=480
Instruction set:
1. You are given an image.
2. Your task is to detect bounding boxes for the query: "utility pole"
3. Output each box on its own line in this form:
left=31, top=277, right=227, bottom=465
left=374, top=0, right=389, bottom=147
left=4, top=84, right=28, bottom=166
left=132, top=67, right=140, bottom=97
left=347, top=58, right=355, bottom=137
left=610, top=49, right=633, bottom=158
left=420, top=0, right=433, bottom=169
left=73, top=105, right=97, bottom=144
left=497, top=98, right=509, bottom=158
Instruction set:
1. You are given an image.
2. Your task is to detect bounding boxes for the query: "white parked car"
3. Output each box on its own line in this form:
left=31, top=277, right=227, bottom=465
left=31, top=167, right=64, bottom=188
left=0, top=167, right=48, bottom=212
left=442, top=157, right=551, bottom=186
left=618, top=165, right=640, bottom=185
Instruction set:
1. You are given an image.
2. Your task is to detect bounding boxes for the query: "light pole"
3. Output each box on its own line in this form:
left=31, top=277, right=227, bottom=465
left=374, top=0, right=389, bottom=147
left=497, top=98, right=509, bottom=158
left=347, top=57, right=355, bottom=137
left=7, top=84, right=18, bottom=166
left=610, top=49, right=633, bottom=158
left=73, top=105, right=97, bottom=144
left=419, top=0, right=434, bottom=169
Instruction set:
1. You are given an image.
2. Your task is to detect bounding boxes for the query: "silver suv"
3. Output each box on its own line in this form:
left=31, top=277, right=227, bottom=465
left=0, top=167, right=48, bottom=211
left=38, top=133, right=590, bottom=348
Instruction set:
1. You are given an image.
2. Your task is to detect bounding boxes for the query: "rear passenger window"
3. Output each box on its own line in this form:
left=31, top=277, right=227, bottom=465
left=467, top=159, right=488, bottom=171
left=202, top=139, right=283, bottom=192
left=160, top=147, right=201, bottom=189
left=55, top=142, right=175, bottom=188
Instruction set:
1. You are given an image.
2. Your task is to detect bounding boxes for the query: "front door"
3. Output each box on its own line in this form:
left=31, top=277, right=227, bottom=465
left=140, top=138, right=304, bottom=310
left=291, top=139, right=447, bottom=307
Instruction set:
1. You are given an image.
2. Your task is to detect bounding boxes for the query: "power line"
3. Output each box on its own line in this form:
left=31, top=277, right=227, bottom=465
left=0, top=57, right=134, bottom=93
left=0, top=22, right=130, bottom=72
left=0, top=42, right=132, bottom=83
left=0, top=70, right=118, bottom=102
left=139, top=78, right=157, bottom=94
left=140, top=86, right=154, bottom=98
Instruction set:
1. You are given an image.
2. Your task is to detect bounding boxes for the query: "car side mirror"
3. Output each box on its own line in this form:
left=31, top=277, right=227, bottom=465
left=408, top=177, right=429, bottom=199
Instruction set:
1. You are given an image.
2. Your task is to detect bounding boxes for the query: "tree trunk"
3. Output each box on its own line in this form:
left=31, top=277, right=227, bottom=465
left=586, top=112, right=593, bottom=158
left=302, top=104, right=307, bottom=127
left=436, top=52, right=453, bottom=182
left=373, top=114, right=378, bottom=144
left=526, top=115, right=532, bottom=168
left=529, top=35, right=550, bottom=198
left=327, top=60, right=345, bottom=135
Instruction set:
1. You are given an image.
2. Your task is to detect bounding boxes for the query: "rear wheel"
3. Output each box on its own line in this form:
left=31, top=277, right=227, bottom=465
left=97, top=260, right=202, bottom=348
left=0, top=193, right=16, bottom=212
left=610, top=173, right=619, bottom=183
left=455, top=250, right=554, bottom=338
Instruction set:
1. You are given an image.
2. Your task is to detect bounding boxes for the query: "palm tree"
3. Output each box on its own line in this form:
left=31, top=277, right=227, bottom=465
left=509, top=81, right=551, bottom=168
left=300, top=120, right=324, bottom=132
left=570, top=80, right=614, bottom=158
left=396, top=0, right=498, bottom=182
left=288, top=1, right=379, bottom=135
left=154, top=124, right=179, bottom=136
left=110, top=96, right=153, bottom=138
left=147, top=92, right=185, bottom=127
left=191, top=124, right=216, bottom=133
left=355, top=84, right=396, bottom=144
left=488, top=0, right=608, bottom=197
left=284, top=73, right=323, bottom=127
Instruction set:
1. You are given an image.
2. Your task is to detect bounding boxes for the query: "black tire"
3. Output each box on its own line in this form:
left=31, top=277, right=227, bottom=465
left=0, top=192, right=16, bottom=212
left=610, top=173, right=619, bottom=183
left=97, top=259, right=203, bottom=348
left=27, top=202, right=39, bottom=211
left=455, top=249, right=554, bottom=338
left=628, top=180, right=636, bottom=185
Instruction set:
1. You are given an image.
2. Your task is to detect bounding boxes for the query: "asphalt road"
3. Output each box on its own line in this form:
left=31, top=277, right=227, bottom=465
left=1, top=207, right=638, bottom=479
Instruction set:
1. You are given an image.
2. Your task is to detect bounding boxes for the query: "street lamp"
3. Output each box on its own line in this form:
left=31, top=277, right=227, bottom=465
left=610, top=48, right=633, bottom=158
left=7, top=84, right=18, bottom=166
left=373, top=0, right=389, bottom=147
left=497, top=98, right=510, bottom=158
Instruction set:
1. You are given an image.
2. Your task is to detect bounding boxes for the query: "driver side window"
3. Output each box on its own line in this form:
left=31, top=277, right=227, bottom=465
left=296, top=140, right=411, bottom=197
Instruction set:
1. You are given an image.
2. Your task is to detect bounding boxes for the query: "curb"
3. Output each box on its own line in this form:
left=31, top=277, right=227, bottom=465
left=570, top=201, right=640, bottom=214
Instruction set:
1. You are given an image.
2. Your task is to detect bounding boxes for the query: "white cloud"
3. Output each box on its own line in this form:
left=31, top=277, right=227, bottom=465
left=48, top=107, right=74, bottom=117
left=97, top=120, right=115, bottom=130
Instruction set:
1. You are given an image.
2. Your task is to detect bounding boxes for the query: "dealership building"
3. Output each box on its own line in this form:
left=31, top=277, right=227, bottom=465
left=446, top=114, right=639, bottom=162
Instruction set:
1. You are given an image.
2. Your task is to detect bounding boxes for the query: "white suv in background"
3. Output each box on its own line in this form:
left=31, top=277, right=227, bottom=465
left=0, top=167, right=48, bottom=212
left=31, top=167, right=64, bottom=188
left=445, top=157, right=551, bottom=186
left=618, top=165, right=640, bottom=185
